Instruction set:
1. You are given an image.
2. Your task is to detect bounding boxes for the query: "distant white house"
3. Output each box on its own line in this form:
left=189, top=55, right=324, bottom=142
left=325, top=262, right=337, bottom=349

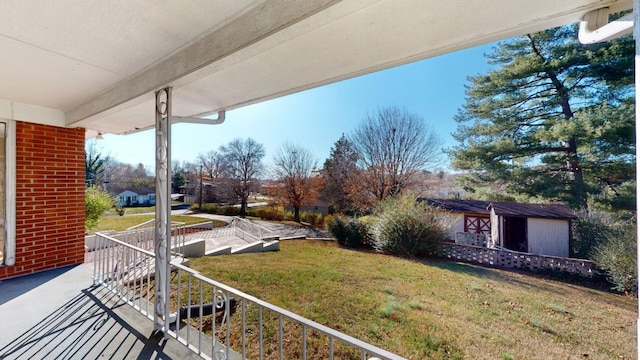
left=115, top=189, right=156, bottom=207
left=423, top=199, right=578, bottom=258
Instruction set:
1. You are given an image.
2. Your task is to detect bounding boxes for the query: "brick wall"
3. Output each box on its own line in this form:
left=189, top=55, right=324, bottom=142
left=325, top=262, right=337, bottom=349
left=0, top=122, right=85, bottom=279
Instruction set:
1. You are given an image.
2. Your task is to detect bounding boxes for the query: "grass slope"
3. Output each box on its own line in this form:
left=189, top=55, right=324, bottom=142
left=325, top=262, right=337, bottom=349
left=190, top=240, right=636, bottom=359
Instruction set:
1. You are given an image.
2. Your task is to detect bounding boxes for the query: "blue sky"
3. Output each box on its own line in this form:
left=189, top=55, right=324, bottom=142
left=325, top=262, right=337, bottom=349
left=95, top=42, right=496, bottom=172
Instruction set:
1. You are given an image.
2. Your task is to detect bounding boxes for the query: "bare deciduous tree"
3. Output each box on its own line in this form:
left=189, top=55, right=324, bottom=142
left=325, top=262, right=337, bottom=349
left=197, top=150, right=226, bottom=180
left=350, top=106, right=443, bottom=207
left=272, top=142, right=323, bottom=222
left=106, top=162, right=154, bottom=190
left=85, top=139, right=108, bottom=187
left=219, top=138, right=265, bottom=217
left=197, top=150, right=229, bottom=202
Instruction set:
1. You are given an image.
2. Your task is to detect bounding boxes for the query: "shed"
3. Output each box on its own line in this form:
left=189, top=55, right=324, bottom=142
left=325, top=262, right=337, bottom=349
left=424, top=199, right=577, bottom=258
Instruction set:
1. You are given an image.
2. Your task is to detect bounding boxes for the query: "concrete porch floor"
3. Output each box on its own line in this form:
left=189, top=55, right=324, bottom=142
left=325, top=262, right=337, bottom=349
left=0, top=264, right=202, bottom=360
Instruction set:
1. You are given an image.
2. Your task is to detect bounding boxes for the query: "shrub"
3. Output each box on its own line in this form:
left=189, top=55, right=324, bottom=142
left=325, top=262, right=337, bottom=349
left=300, top=211, right=324, bottom=226
left=220, top=206, right=240, bottom=216
left=283, top=210, right=295, bottom=221
left=245, top=208, right=258, bottom=218
left=592, top=222, right=637, bottom=294
left=256, top=207, right=285, bottom=221
left=571, top=210, right=618, bottom=259
left=85, top=186, right=115, bottom=231
left=370, top=194, right=449, bottom=257
left=346, top=220, right=371, bottom=247
left=198, top=203, right=220, bottom=214
left=326, top=214, right=370, bottom=247
left=326, top=214, right=349, bottom=245
left=114, top=205, right=125, bottom=216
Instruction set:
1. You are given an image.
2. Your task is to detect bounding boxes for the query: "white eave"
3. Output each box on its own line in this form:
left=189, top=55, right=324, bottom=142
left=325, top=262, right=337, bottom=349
left=0, top=0, right=633, bottom=136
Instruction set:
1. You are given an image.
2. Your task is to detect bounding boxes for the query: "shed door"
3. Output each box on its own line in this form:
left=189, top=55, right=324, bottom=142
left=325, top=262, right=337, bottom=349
left=464, top=215, right=491, bottom=234
left=503, top=217, right=527, bottom=252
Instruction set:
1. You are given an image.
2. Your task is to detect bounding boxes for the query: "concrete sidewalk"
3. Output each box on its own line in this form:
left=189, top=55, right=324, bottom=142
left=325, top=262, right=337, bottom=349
left=0, top=264, right=201, bottom=359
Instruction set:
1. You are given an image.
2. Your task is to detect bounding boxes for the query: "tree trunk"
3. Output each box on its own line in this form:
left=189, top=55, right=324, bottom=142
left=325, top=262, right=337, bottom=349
left=240, top=197, right=247, bottom=218
left=565, top=138, right=588, bottom=210
left=294, top=207, right=300, bottom=223
left=529, top=34, right=589, bottom=211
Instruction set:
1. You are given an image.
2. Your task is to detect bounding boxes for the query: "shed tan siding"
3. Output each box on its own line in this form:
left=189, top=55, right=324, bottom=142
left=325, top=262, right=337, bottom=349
left=527, top=218, right=569, bottom=257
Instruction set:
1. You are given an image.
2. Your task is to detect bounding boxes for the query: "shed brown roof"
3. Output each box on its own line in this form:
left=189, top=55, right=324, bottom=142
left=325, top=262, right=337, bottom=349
left=421, top=199, right=577, bottom=220
left=488, top=202, right=577, bottom=219
left=422, top=199, right=491, bottom=214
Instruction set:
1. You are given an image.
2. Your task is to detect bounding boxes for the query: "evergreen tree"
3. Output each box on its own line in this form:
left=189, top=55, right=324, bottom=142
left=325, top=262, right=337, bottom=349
left=450, top=25, right=634, bottom=210
left=322, top=134, right=358, bottom=213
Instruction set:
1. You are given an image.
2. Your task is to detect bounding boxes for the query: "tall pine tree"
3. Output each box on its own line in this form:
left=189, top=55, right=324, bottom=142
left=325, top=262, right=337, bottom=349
left=322, top=134, right=358, bottom=213
left=450, top=25, right=634, bottom=211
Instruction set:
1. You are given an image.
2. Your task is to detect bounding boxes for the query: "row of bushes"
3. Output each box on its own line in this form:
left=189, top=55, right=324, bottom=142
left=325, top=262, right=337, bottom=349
left=190, top=203, right=325, bottom=226
left=191, top=203, right=243, bottom=216
left=255, top=207, right=325, bottom=225
left=326, top=195, right=456, bottom=257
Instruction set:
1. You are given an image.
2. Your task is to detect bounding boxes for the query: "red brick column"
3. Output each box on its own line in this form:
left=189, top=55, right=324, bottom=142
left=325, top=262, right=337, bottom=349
left=0, top=122, right=85, bottom=279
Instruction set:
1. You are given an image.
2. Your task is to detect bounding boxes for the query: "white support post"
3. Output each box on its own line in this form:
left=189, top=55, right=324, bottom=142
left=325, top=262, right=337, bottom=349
left=154, top=87, right=173, bottom=334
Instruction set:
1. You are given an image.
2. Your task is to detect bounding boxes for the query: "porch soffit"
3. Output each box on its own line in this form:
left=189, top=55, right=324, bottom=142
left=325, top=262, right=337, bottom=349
left=0, top=0, right=632, bottom=134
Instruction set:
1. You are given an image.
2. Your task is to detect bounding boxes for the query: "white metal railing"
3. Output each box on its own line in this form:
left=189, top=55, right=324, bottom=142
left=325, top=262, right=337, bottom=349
left=113, top=220, right=214, bottom=257
left=108, top=227, right=188, bottom=258
left=231, top=217, right=279, bottom=242
left=92, top=233, right=156, bottom=321
left=90, top=232, right=405, bottom=360
left=172, top=221, right=216, bottom=255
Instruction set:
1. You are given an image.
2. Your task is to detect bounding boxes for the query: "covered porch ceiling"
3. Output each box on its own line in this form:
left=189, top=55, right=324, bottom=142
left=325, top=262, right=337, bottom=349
left=0, top=0, right=633, bottom=137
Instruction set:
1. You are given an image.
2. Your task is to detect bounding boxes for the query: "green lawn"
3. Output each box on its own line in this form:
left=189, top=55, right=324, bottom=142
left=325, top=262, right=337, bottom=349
left=91, top=214, right=227, bottom=233
left=189, top=240, right=637, bottom=360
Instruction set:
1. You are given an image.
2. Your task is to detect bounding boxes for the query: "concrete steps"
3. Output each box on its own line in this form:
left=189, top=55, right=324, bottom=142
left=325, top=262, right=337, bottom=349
left=206, top=240, right=280, bottom=256
left=205, top=246, right=232, bottom=256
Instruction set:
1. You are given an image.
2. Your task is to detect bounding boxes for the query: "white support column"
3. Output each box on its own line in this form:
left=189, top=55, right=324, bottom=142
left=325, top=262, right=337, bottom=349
left=154, top=87, right=173, bottom=333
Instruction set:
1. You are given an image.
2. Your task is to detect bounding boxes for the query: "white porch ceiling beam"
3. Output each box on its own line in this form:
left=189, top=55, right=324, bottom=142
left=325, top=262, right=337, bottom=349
left=65, top=0, right=340, bottom=127
left=0, top=99, right=65, bottom=127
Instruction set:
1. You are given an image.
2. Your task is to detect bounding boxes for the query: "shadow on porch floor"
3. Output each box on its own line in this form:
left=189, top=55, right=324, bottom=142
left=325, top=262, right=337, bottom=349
left=0, top=264, right=201, bottom=360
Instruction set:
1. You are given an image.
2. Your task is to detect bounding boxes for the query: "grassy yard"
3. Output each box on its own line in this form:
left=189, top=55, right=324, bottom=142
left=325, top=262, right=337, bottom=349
left=91, top=214, right=227, bottom=233
left=189, top=240, right=636, bottom=360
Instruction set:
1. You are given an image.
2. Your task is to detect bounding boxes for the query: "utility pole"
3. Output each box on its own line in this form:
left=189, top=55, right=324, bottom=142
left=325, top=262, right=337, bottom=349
left=199, top=164, right=203, bottom=209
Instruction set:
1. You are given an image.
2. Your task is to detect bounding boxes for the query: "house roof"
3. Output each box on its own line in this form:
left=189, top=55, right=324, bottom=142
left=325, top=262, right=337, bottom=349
left=422, top=199, right=577, bottom=220
left=1, top=1, right=631, bottom=137
left=114, top=188, right=155, bottom=196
